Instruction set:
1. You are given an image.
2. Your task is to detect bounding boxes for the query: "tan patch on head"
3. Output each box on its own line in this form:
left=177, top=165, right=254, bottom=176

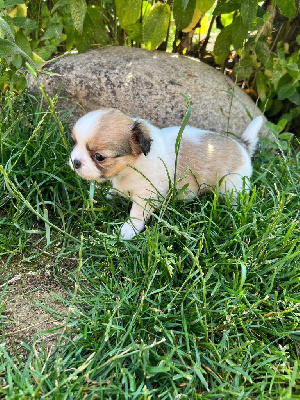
left=84, top=109, right=148, bottom=180
left=177, top=133, right=245, bottom=193
left=87, top=109, right=134, bottom=156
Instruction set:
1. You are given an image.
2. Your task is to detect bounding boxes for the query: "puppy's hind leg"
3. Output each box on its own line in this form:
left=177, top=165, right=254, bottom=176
left=219, top=174, right=250, bottom=207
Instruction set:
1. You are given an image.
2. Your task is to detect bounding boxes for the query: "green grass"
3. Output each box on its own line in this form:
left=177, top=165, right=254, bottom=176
left=0, top=91, right=299, bottom=399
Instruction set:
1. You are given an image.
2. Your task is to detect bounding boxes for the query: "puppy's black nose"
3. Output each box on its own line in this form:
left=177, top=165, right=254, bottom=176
left=73, top=159, right=82, bottom=169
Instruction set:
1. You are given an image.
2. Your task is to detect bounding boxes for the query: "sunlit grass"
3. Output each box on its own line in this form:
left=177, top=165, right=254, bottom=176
left=0, top=92, right=299, bottom=399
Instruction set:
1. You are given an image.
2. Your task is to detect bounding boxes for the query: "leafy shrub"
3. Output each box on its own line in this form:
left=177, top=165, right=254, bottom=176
left=0, top=0, right=299, bottom=135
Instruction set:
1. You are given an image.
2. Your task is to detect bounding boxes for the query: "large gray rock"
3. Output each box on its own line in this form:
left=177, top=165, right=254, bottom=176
left=30, top=46, right=265, bottom=136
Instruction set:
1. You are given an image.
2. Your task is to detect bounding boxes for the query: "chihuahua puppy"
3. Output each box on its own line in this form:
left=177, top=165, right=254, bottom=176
left=69, top=109, right=263, bottom=239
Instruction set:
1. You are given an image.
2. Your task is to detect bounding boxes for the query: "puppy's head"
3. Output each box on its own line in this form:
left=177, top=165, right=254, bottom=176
left=69, top=109, right=152, bottom=182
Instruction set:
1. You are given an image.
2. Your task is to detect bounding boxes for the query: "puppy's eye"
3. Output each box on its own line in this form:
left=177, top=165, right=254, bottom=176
left=94, top=153, right=106, bottom=162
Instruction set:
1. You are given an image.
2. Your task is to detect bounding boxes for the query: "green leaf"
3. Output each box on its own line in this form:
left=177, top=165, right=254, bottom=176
left=142, top=0, right=151, bottom=15
left=173, top=0, right=211, bottom=32
left=256, top=71, right=268, bottom=102
left=70, top=0, right=87, bottom=34
left=213, top=0, right=241, bottom=15
left=278, top=82, right=296, bottom=100
left=0, top=16, right=14, bottom=40
left=74, top=5, right=107, bottom=52
left=286, top=62, right=299, bottom=72
left=31, top=52, right=44, bottom=67
left=173, top=0, right=196, bottom=31
left=86, top=6, right=108, bottom=45
left=265, top=121, right=279, bottom=135
left=36, top=44, right=57, bottom=60
left=74, top=22, right=91, bottom=53
left=221, top=12, right=234, bottom=27
left=288, top=89, right=300, bottom=105
left=255, top=40, right=272, bottom=67
left=41, top=2, right=51, bottom=21
left=297, top=34, right=300, bottom=45
left=285, top=64, right=300, bottom=80
left=65, top=26, right=75, bottom=51
left=41, top=22, right=63, bottom=41
left=12, top=53, right=22, bottom=68
left=9, top=16, right=37, bottom=32
left=240, top=0, right=257, bottom=28
left=213, top=15, right=248, bottom=62
left=116, top=0, right=142, bottom=29
left=126, top=23, right=143, bottom=43
left=198, top=0, right=215, bottom=14
left=0, top=37, right=28, bottom=58
left=277, top=0, right=296, bottom=18
left=231, top=16, right=248, bottom=50
left=236, top=56, right=254, bottom=79
left=279, top=132, right=294, bottom=141
left=213, top=23, right=232, bottom=56
left=0, top=0, right=24, bottom=7
left=256, top=5, right=266, bottom=18
left=15, top=30, right=32, bottom=58
left=143, top=3, right=170, bottom=50
left=277, top=118, right=287, bottom=132
left=278, top=139, right=288, bottom=150
left=52, top=0, right=70, bottom=14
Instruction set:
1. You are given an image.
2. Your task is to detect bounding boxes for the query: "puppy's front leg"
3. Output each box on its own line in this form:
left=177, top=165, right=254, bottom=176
left=120, top=195, right=152, bottom=239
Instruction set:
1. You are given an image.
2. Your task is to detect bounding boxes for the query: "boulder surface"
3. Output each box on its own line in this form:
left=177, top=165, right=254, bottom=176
left=30, top=46, right=264, bottom=136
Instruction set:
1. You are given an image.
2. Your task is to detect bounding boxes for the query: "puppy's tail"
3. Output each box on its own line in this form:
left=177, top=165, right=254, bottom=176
left=241, top=116, right=263, bottom=157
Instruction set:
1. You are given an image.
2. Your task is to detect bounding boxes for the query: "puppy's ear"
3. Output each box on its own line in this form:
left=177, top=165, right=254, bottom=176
left=130, top=121, right=152, bottom=156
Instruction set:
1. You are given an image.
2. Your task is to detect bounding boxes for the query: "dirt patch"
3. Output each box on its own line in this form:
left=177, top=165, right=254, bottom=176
left=1, top=271, right=71, bottom=355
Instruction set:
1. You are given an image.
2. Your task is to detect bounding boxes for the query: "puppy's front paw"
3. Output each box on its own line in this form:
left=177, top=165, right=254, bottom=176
left=106, top=188, right=116, bottom=200
left=120, top=222, right=137, bottom=240
left=120, top=220, right=144, bottom=239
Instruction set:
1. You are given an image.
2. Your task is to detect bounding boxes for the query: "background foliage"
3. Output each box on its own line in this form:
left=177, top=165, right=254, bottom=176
left=0, top=0, right=299, bottom=135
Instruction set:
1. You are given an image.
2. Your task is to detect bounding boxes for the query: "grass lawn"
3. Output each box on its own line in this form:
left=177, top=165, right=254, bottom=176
left=0, top=91, right=299, bottom=399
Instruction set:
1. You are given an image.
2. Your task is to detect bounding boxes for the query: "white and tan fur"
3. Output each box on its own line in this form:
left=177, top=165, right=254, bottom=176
left=69, top=109, right=263, bottom=239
